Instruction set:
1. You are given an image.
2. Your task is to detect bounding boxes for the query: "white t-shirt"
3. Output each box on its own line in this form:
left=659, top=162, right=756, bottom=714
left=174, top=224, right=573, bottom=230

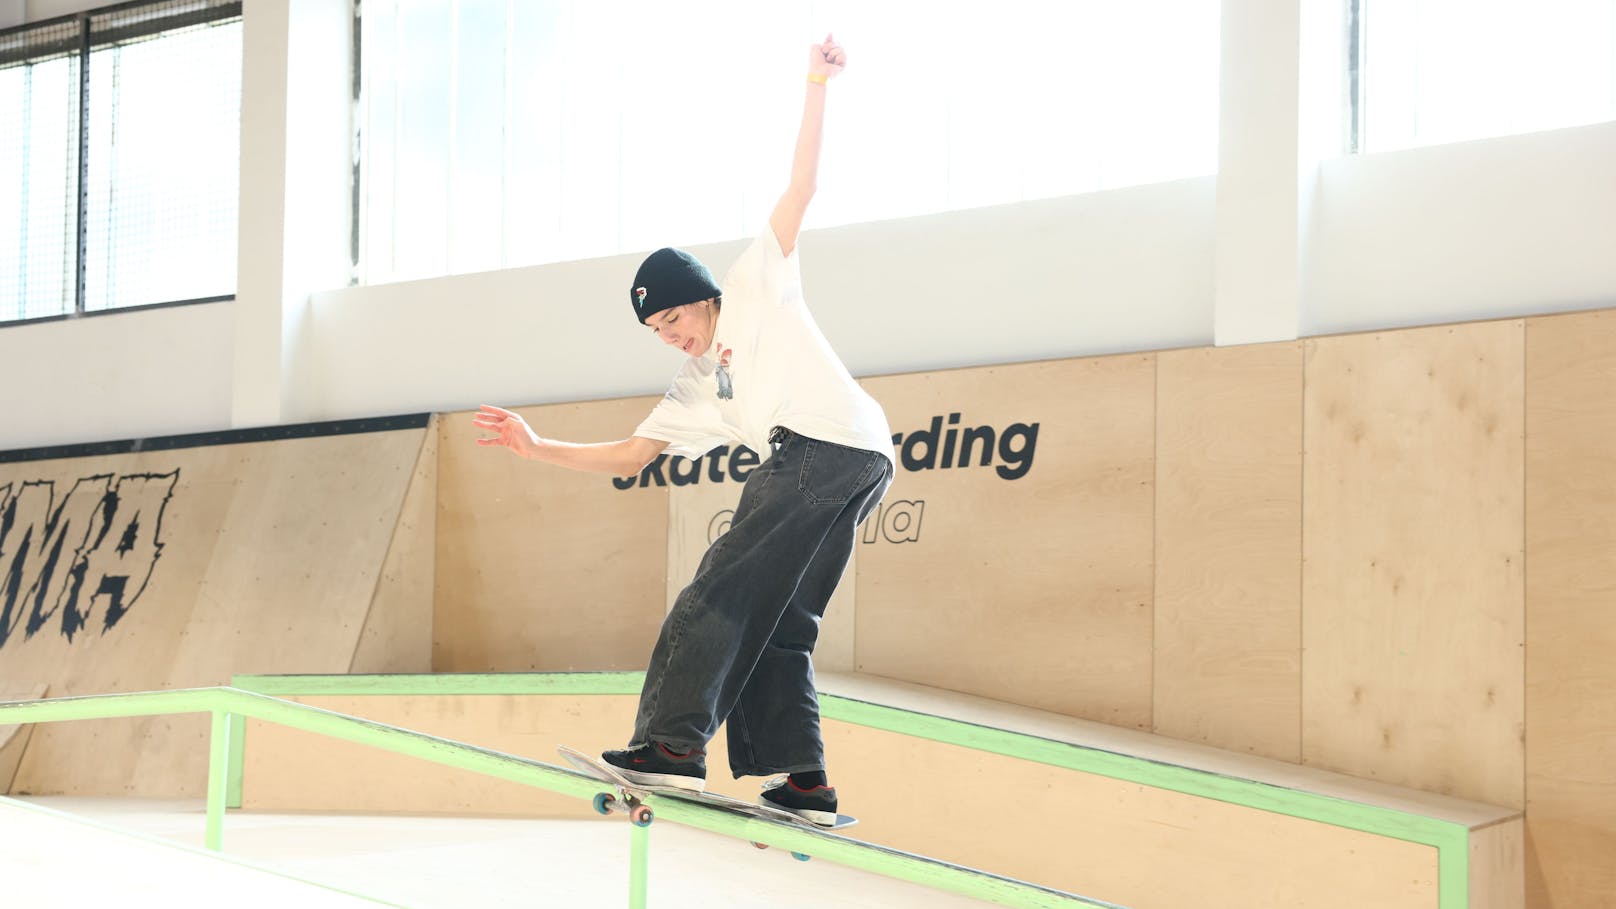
left=633, top=229, right=895, bottom=465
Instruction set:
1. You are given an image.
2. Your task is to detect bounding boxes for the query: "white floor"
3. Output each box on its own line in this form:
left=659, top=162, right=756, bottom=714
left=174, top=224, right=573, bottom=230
left=5, top=797, right=1004, bottom=909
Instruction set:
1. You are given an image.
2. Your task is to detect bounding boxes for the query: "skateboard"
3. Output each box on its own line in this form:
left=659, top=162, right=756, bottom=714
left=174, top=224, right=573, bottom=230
left=557, top=745, right=857, bottom=861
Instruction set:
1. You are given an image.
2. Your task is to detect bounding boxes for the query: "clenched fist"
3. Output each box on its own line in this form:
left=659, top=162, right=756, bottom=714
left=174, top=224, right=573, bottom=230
left=810, top=33, right=846, bottom=80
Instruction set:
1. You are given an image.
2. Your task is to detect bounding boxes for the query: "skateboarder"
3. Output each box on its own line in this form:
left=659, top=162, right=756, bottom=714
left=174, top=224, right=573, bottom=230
left=474, top=35, right=892, bottom=827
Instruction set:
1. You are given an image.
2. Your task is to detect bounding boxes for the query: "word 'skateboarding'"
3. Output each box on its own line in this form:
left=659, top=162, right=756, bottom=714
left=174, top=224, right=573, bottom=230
left=558, top=745, right=857, bottom=861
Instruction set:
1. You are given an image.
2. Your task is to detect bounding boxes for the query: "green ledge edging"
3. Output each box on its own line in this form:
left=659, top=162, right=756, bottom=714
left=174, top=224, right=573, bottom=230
left=229, top=672, right=1471, bottom=908
left=821, top=696, right=1446, bottom=841
left=821, top=695, right=1469, bottom=909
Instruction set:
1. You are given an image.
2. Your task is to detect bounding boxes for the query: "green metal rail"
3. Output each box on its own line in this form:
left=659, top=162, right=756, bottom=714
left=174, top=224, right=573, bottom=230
left=230, top=672, right=1481, bottom=909
left=0, top=687, right=1118, bottom=909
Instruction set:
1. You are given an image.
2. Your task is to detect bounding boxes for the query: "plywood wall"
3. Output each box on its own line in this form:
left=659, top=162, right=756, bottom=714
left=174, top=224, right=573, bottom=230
left=1154, top=343, right=1303, bottom=762
left=1524, top=309, right=1616, bottom=908
left=0, top=428, right=426, bottom=796
left=856, top=356, right=1157, bottom=728
left=433, top=397, right=667, bottom=672
left=1301, top=323, right=1526, bottom=809
left=351, top=420, right=438, bottom=674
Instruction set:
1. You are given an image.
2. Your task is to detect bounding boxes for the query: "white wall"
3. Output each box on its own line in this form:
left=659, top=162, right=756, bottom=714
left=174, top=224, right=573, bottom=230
left=1304, top=120, right=1616, bottom=335
left=0, top=302, right=234, bottom=450
left=301, top=177, right=1217, bottom=422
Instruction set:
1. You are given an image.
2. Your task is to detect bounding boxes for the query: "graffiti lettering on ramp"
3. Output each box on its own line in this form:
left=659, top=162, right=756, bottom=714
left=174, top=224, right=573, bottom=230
left=0, top=470, right=179, bottom=649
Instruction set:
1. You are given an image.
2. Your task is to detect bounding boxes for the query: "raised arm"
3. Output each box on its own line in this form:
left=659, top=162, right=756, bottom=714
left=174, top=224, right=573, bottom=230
left=473, top=405, right=667, bottom=477
left=769, top=34, right=846, bottom=258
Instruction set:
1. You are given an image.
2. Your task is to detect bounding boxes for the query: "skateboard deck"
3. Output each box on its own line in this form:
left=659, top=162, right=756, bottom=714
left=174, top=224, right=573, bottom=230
left=557, top=745, right=858, bottom=834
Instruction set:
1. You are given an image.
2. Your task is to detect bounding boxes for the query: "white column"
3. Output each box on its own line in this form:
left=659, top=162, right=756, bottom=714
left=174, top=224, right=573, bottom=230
left=1215, top=0, right=1347, bottom=346
left=232, top=0, right=353, bottom=427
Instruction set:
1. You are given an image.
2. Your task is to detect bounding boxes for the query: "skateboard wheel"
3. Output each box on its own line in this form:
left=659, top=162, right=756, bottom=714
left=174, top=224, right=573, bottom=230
left=751, top=841, right=769, bottom=850
left=592, top=792, right=615, bottom=816
left=791, top=852, right=811, bottom=862
left=630, top=805, right=655, bottom=827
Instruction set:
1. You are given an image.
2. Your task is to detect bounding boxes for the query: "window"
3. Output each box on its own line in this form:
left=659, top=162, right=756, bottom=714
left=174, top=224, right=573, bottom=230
left=0, top=19, right=79, bottom=322
left=1358, top=0, right=1616, bottom=152
left=0, top=0, right=242, bottom=324
left=357, top=0, right=1219, bottom=285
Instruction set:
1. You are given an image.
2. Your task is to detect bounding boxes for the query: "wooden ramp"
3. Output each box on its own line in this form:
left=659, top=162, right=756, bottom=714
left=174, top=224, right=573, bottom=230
left=235, top=672, right=1523, bottom=909
left=0, top=419, right=436, bottom=797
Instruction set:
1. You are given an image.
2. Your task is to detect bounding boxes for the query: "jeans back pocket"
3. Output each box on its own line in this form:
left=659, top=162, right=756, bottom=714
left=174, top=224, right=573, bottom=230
left=797, top=439, right=880, bottom=505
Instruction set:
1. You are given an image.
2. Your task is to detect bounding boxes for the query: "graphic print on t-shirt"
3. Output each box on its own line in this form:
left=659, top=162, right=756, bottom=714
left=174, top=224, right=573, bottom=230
left=715, top=343, right=734, bottom=400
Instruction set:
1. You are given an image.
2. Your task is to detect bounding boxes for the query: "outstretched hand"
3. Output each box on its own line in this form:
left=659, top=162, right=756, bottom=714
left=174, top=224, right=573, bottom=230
left=472, top=404, right=540, bottom=458
left=809, top=33, right=846, bottom=80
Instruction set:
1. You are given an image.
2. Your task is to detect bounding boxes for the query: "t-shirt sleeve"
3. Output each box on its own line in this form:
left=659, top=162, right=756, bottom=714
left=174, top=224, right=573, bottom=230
left=721, top=225, right=802, bottom=308
left=632, top=376, right=728, bottom=460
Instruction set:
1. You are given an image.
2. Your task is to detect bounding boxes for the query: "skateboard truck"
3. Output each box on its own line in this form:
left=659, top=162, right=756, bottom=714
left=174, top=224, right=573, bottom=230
left=591, top=789, right=655, bottom=828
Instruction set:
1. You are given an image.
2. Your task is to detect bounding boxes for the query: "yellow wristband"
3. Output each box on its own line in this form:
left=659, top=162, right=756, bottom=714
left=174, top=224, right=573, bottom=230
left=807, top=73, right=828, bottom=85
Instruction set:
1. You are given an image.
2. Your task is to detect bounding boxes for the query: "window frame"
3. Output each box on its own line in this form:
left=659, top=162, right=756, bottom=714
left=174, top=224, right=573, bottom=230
left=0, top=0, right=243, bottom=329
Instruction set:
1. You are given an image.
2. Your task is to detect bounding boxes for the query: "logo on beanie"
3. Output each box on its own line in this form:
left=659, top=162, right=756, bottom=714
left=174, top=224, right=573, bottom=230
left=635, top=287, right=648, bottom=309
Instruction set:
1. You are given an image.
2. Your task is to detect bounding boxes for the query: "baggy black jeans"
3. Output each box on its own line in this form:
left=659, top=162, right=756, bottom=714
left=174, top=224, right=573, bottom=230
left=629, top=428, right=893, bottom=778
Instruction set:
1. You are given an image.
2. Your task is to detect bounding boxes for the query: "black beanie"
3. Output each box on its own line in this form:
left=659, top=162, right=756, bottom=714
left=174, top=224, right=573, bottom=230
left=630, top=248, right=721, bottom=324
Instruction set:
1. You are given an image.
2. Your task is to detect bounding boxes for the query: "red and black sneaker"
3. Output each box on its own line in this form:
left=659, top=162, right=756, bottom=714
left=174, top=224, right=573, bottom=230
left=760, top=776, right=838, bottom=827
left=602, top=742, right=707, bottom=792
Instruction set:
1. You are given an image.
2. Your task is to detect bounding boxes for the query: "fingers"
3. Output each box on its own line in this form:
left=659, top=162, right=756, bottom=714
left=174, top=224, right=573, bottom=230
left=474, top=405, right=524, bottom=430
left=473, top=405, right=521, bottom=448
left=816, top=34, right=844, bottom=69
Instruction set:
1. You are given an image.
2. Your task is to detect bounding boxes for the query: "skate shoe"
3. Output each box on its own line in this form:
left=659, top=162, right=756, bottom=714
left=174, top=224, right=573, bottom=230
left=760, top=775, right=838, bottom=827
left=601, top=742, right=706, bottom=792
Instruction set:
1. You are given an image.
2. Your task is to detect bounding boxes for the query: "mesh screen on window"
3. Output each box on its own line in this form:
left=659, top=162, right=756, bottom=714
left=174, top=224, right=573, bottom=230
left=0, top=0, right=241, bottom=324
left=0, top=19, right=81, bottom=322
